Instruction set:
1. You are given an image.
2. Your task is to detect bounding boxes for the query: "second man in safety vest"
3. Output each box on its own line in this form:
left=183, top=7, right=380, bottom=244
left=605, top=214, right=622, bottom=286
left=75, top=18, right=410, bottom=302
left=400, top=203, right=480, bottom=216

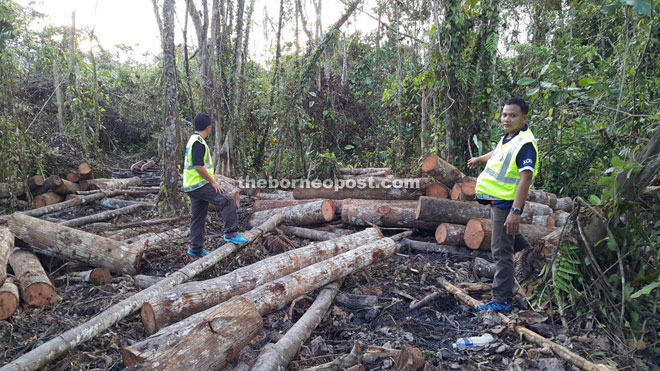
left=468, top=97, right=539, bottom=313
left=183, top=113, right=247, bottom=257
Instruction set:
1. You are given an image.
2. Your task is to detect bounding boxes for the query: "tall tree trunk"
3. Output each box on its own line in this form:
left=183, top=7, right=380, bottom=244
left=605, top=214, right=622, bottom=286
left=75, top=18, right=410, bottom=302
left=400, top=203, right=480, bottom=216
left=213, top=0, right=225, bottom=171
left=161, top=0, right=184, bottom=214
left=52, top=58, right=64, bottom=133
left=183, top=0, right=196, bottom=116
left=231, top=0, right=246, bottom=125
left=89, top=31, right=102, bottom=148
left=421, top=89, right=428, bottom=156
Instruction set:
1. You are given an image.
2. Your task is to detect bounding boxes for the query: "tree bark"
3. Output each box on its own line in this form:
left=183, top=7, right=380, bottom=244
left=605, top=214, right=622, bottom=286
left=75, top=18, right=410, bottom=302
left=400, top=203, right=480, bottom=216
left=141, top=228, right=381, bottom=334
left=553, top=210, right=570, bottom=227
left=140, top=160, right=157, bottom=172
left=8, top=213, right=146, bottom=274
left=252, top=281, right=342, bottom=371
left=255, top=191, right=294, bottom=200
left=421, top=155, right=465, bottom=188
left=0, top=227, right=14, bottom=286
left=279, top=225, right=340, bottom=241
left=342, top=200, right=437, bottom=230
left=53, top=58, right=65, bottom=132
left=533, top=215, right=555, bottom=228
left=416, top=196, right=490, bottom=225
left=293, top=178, right=428, bottom=200
left=130, top=160, right=146, bottom=171
left=161, top=0, right=184, bottom=215
left=133, top=275, right=165, bottom=289
left=81, top=177, right=142, bottom=191
left=0, top=214, right=284, bottom=371
left=60, top=203, right=150, bottom=228
left=249, top=200, right=336, bottom=227
left=464, top=218, right=555, bottom=250
left=99, top=197, right=147, bottom=209
left=426, top=182, right=450, bottom=199
left=78, top=162, right=94, bottom=180
left=127, top=226, right=189, bottom=250
left=33, top=191, right=63, bottom=209
left=527, top=189, right=557, bottom=209
left=57, top=268, right=111, bottom=285
left=400, top=238, right=490, bottom=259
left=0, top=182, right=25, bottom=198
left=435, top=223, right=466, bottom=246
left=253, top=199, right=319, bottom=212
left=53, top=179, right=80, bottom=195
left=9, top=249, right=58, bottom=306
left=0, top=277, right=19, bottom=320
left=123, top=237, right=396, bottom=370
left=554, top=197, right=573, bottom=212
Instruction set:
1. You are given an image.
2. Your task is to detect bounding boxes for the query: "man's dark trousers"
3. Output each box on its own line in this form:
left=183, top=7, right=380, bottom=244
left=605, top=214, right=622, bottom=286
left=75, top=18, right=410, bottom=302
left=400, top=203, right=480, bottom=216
left=187, top=183, right=239, bottom=253
left=490, top=206, right=532, bottom=303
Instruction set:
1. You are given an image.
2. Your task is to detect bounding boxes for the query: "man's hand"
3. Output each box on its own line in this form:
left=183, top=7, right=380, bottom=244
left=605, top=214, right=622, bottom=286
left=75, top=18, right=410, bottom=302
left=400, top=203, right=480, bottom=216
left=504, top=211, right=521, bottom=236
left=211, top=180, right=225, bottom=194
left=467, top=156, right=482, bottom=169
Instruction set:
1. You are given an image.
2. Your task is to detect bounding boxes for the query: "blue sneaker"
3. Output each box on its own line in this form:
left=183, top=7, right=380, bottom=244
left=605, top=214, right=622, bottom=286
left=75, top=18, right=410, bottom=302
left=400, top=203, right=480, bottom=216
left=187, top=249, right=209, bottom=257
left=475, top=301, right=512, bottom=313
left=224, top=233, right=248, bottom=245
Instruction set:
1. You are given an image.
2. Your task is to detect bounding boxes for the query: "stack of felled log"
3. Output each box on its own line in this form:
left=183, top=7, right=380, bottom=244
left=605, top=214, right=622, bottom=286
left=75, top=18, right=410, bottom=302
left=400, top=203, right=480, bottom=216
left=0, top=162, right=148, bottom=212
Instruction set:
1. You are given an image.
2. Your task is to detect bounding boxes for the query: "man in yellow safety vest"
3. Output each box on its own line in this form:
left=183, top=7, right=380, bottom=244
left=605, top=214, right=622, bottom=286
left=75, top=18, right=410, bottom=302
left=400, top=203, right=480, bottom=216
left=183, top=113, right=247, bottom=257
left=468, top=97, right=539, bottom=313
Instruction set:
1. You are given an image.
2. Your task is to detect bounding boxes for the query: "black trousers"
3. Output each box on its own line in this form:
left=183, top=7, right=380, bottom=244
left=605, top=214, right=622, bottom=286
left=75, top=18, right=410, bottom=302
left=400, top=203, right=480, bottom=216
left=186, top=183, right=239, bottom=253
left=490, top=206, right=532, bottom=302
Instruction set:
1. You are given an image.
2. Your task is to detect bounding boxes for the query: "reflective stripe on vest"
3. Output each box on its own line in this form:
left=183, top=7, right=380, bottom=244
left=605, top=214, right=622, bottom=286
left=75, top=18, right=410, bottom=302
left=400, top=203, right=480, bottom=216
left=183, top=134, right=215, bottom=192
left=475, top=129, right=538, bottom=201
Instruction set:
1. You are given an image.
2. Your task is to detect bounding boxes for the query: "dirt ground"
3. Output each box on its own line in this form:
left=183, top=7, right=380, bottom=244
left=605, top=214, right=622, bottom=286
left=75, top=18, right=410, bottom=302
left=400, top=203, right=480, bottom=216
left=0, top=181, right=638, bottom=370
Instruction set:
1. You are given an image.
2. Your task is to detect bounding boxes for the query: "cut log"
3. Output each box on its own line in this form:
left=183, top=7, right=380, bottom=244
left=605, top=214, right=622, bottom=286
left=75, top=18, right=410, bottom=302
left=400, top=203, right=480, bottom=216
left=253, top=199, right=317, bottom=212
left=141, top=228, right=382, bottom=334
left=473, top=257, right=495, bottom=279
left=60, top=203, right=150, bottom=228
left=92, top=216, right=186, bottom=232
left=342, top=200, right=437, bottom=230
left=134, top=275, right=164, bottom=289
left=301, top=344, right=400, bottom=370
left=555, top=197, right=573, bottom=212
left=0, top=214, right=284, bottom=371
left=279, top=225, right=340, bottom=241
left=526, top=201, right=553, bottom=216
left=451, top=182, right=476, bottom=201
left=26, top=175, right=45, bottom=190
left=434, top=223, right=466, bottom=246
left=78, top=162, right=94, bottom=180
left=8, top=249, right=58, bottom=306
left=339, top=167, right=390, bottom=175
left=421, top=155, right=465, bottom=188
left=255, top=191, right=294, bottom=200
left=66, top=268, right=112, bottom=285
left=0, top=198, right=29, bottom=210
left=32, top=175, right=62, bottom=196
left=342, top=171, right=391, bottom=179
left=53, top=179, right=80, bottom=195
left=251, top=281, right=342, bottom=371
left=464, top=218, right=555, bottom=251
left=0, top=277, right=19, bottom=320
left=533, top=215, right=556, bottom=228
left=140, top=160, right=157, bottom=172
left=426, top=182, right=450, bottom=199
left=0, top=227, right=14, bottom=286
left=98, top=197, right=145, bottom=209
left=128, top=227, right=188, bottom=250
left=292, top=178, right=430, bottom=200
left=400, top=238, right=489, bottom=258
left=0, top=182, right=26, bottom=198
left=81, top=177, right=142, bottom=191
left=416, top=197, right=490, bottom=225
left=553, top=210, right=570, bottom=227
left=130, top=160, right=147, bottom=171
left=249, top=200, right=335, bottom=227
left=33, top=191, right=64, bottom=209
left=8, top=213, right=146, bottom=274
left=395, top=345, right=425, bottom=371
left=65, top=172, right=80, bottom=183
left=123, top=237, right=397, bottom=370
left=527, top=189, right=557, bottom=209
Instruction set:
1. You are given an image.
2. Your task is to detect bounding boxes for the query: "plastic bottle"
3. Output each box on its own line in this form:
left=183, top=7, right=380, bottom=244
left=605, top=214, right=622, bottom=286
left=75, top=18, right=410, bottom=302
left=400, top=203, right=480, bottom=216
left=452, top=333, right=494, bottom=350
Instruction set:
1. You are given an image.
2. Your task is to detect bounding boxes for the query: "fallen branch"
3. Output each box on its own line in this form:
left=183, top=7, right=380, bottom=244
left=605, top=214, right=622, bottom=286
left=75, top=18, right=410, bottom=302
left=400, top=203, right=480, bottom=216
left=251, top=280, right=343, bottom=371
left=438, top=278, right=615, bottom=371
left=0, top=214, right=284, bottom=371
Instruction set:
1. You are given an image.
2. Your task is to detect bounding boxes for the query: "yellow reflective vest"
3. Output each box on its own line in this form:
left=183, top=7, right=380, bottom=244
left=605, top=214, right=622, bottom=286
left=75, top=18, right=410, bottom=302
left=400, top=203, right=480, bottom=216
left=183, top=134, right=214, bottom=192
left=475, top=128, right=538, bottom=201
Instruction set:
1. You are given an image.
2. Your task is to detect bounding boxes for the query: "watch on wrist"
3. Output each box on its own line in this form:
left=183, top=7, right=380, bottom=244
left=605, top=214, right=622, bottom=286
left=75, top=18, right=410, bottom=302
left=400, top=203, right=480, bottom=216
left=511, top=207, right=522, bottom=215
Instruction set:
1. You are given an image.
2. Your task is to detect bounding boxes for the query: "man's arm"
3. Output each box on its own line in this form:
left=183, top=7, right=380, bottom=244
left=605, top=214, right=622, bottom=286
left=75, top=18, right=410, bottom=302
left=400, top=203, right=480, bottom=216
left=504, top=170, right=532, bottom=235
left=467, top=151, right=493, bottom=169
